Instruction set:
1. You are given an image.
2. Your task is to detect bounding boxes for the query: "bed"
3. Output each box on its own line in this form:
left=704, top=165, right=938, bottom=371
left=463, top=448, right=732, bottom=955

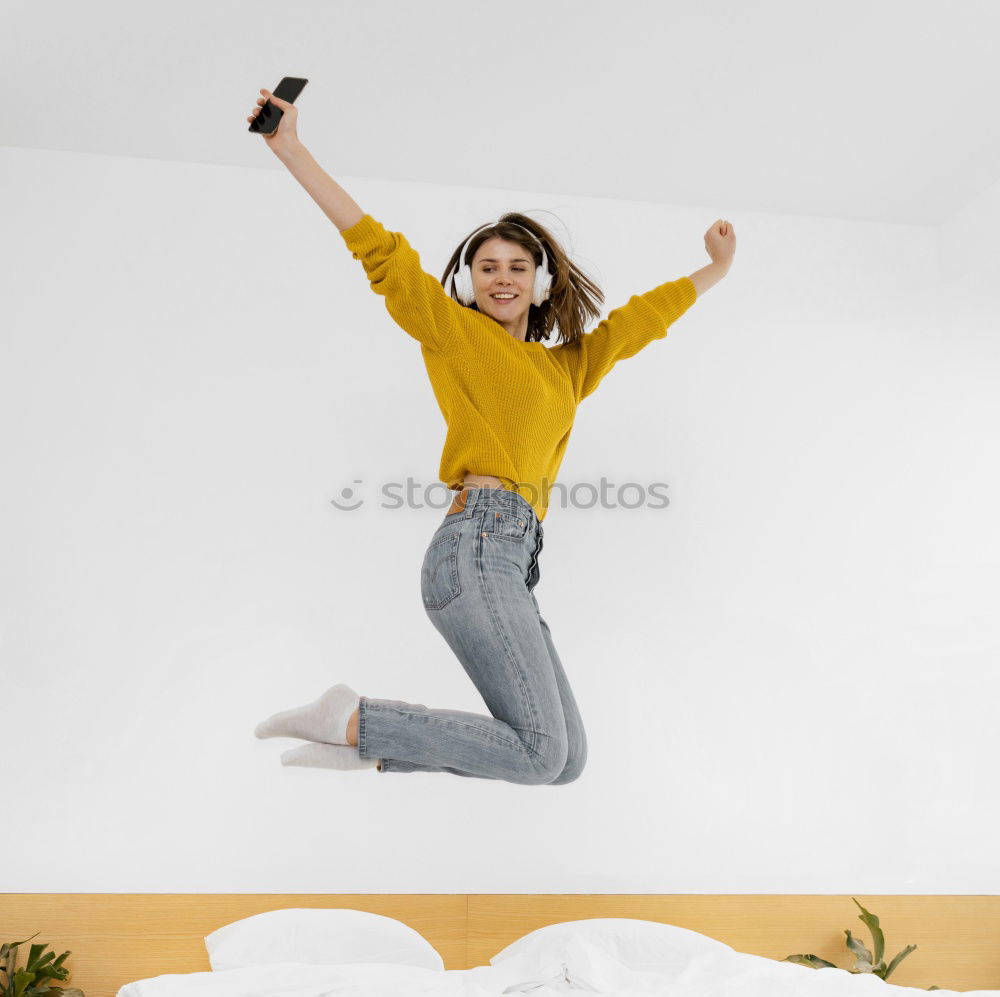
left=1, top=895, right=998, bottom=996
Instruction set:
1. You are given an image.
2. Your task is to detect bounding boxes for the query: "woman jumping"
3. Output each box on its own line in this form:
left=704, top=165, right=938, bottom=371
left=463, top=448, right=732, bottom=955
left=250, top=88, right=736, bottom=783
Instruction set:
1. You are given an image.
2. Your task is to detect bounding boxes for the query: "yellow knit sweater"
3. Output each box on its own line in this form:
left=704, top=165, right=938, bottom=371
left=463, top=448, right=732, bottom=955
left=340, top=214, right=698, bottom=523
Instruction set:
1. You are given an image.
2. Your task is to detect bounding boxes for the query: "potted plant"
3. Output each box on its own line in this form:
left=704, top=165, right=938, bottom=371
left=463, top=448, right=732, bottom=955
left=783, top=897, right=940, bottom=990
left=0, top=931, right=84, bottom=996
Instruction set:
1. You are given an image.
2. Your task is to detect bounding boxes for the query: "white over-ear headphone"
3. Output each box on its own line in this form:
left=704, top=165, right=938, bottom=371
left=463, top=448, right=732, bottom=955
left=450, top=217, right=553, bottom=308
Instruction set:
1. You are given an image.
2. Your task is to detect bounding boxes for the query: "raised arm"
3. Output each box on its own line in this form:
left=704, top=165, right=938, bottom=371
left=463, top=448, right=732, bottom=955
left=276, top=143, right=365, bottom=232
left=249, top=89, right=456, bottom=352
left=688, top=219, right=736, bottom=295
left=551, top=277, right=698, bottom=403
left=550, top=220, right=736, bottom=403
left=688, top=260, right=729, bottom=296
left=250, top=88, right=365, bottom=231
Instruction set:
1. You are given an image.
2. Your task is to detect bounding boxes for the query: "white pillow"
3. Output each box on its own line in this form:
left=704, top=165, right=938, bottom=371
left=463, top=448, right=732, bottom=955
left=489, top=917, right=734, bottom=976
left=487, top=934, right=653, bottom=994
left=204, top=908, right=444, bottom=972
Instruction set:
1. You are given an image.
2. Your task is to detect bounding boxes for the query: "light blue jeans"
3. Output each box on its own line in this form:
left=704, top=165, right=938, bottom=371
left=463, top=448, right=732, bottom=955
left=357, top=486, right=587, bottom=784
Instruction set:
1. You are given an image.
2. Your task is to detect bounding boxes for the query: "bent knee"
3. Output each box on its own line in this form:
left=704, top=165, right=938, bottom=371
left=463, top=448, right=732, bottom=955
left=547, top=726, right=587, bottom=784
left=547, top=745, right=587, bottom=784
left=524, top=733, right=569, bottom=786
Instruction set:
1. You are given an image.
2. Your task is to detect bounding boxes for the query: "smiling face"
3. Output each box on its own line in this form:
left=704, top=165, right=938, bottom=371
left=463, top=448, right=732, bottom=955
left=470, top=236, right=536, bottom=342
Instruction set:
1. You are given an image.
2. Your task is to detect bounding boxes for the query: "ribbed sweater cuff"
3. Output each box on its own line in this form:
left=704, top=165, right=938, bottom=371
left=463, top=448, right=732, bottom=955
left=339, top=213, right=386, bottom=255
left=642, top=276, right=698, bottom=318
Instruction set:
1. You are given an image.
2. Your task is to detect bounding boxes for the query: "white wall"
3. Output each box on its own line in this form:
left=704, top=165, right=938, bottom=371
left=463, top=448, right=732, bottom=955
left=1, top=146, right=998, bottom=891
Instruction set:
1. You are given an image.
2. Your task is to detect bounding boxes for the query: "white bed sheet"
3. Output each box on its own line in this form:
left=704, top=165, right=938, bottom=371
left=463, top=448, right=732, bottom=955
left=115, top=957, right=594, bottom=996
left=116, top=935, right=1000, bottom=996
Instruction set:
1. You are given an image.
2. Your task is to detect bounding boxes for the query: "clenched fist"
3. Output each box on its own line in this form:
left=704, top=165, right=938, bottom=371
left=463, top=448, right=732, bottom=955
left=704, top=219, right=736, bottom=270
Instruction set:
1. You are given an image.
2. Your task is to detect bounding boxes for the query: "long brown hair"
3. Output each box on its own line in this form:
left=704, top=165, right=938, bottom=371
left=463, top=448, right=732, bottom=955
left=439, top=212, right=605, bottom=347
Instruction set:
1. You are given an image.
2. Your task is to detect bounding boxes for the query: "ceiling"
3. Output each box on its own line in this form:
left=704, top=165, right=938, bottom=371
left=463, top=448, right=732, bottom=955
left=5, top=0, right=999, bottom=226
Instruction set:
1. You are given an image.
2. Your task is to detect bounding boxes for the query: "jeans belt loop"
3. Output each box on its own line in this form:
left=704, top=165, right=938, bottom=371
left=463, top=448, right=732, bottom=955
left=462, top=485, right=476, bottom=520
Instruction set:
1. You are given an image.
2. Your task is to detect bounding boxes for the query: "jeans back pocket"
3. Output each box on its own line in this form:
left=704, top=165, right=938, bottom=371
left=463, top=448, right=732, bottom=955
left=421, top=531, right=462, bottom=610
left=485, top=509, right=529, bottom=543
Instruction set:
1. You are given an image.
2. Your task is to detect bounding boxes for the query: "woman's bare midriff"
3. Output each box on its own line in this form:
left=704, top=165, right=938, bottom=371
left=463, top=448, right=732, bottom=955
left=447, top=473, right=507, bottom=515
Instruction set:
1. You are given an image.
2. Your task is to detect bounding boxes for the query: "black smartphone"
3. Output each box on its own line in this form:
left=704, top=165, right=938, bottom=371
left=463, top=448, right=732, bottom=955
left=248, top=76, right=309, bottom=134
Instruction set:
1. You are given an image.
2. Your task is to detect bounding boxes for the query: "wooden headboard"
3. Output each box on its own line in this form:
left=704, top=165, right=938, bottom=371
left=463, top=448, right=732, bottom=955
left=2, top=895, right=998, bottom=996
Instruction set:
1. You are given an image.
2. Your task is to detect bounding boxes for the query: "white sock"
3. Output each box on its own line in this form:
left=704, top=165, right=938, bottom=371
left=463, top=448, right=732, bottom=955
left=254, top=683, right=359, bottom=745
left=281, top=742, right=379, bottom=770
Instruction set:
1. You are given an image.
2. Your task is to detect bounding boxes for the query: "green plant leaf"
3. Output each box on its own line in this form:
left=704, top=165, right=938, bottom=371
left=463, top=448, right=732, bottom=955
left=884, top=944, right=918, bottom=980
left=852, top=898, right=885, bottom=964
left=13, top=967, right=35, bottom=997
left=26, top=946, right=55, bottom=973
left=25, top=944, right=43, bottom=972
left=7, top=936, right=41, bottom=949
left=782, top=953, right=840, bottom=969
left=845, top=928, right=874, bottom=970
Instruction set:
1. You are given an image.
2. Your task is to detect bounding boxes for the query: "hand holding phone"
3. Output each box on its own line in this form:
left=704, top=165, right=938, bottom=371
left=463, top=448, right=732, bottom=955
left=247, top=76, right=308, bottom=157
